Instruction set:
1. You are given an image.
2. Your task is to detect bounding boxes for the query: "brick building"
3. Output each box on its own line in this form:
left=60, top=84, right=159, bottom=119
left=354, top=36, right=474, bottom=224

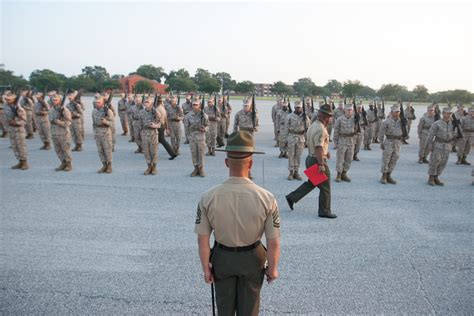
left=120, top=75, right=168, bottom=94
left=254, top=83, right=273, bottom=97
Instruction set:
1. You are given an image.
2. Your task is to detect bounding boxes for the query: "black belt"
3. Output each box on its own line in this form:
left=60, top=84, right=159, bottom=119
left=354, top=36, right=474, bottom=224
left=215, top=240, right=261, bottom=252
left=386, top=135, right=402, bottom=140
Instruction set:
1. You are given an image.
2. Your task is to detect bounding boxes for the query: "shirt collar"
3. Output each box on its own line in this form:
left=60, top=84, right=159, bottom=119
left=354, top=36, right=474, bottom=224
left=225, top=177, right=254, bottom=184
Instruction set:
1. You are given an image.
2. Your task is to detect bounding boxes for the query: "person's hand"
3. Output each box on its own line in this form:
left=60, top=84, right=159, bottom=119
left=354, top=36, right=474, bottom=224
left=266, top=267, right=279, bottom=283
left=203, top=262, right=214, bottom=284
left=319, top=165, right=326, bottom=174
left=380, top=143, right=385, bottom=150
left=327, top=151, right=331, bottom=160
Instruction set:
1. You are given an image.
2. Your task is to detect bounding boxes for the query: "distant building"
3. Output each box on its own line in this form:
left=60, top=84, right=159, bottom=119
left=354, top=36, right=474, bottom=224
left=254, top=83, right=273, bottom=97
left=120, top=75, right=168, bottom=94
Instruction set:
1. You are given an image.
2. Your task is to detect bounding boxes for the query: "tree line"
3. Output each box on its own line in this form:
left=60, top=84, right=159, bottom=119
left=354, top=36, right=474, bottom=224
left=0, top=64, right=472, bottom=103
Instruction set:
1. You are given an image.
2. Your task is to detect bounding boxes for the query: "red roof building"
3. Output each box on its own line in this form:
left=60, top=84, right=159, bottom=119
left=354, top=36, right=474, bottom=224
left=120, top=75, right=168, bottom=94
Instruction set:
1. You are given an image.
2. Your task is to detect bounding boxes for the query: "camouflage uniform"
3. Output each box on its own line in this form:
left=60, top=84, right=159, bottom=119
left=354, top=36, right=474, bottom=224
left=167, top=103, right=184, bottom=154
left=373, top=104, right=386, bottom=142
left=0, top=100, right=6, bottom=137
left=276, top=108, right=290, bottom=157
left=353, top=109, right=364, bottom=160
left=108, top=103, right=116, bottom=150
left=364, top=107, right=377, bottom=149
left=66, top=101, right=84, bottom=151
left=184, top=110, right=209, bottom=176
left=181, top=100, right=192, bottom=143
left=131, top=103, right=143, bottom=152
left=49, top=105, right=73, bottom=170
left=271, top=102, right=282, bottom=142
left=127, top=99, right=135, bottom=142
left=334, top=113, right=356, bottom=181
left=425, top=118, right=455, bottom=185
left=34, top=99, right=51, bottom=148
left=417, top=112, right=435, bottom=162
left=118, top=98, right=129, bottom=135
left=21, top=97, right=35, bottom=138
left=139, top=107, right=161, bottom=170
left=4, top=102, right=28, bottom=165
left=379, top=115, right=403, bottom=183
left=405, top=104, right=416, bottom=136
left=285, top=112, right=310, bottom=179
left=79, top=101, right=85, bottom=139
left=233, top=110, right=258, bottom=135
left=453, top=109, right=466, bottom=163
left=204, top=105, right=221, bottom=154
left=458, top=111, right=473, bottom=165
left=224, top=99, right=232, bottom=136
left=92, top=107, right=114, bottom=172
left=217, top=101, right=230, bottom=147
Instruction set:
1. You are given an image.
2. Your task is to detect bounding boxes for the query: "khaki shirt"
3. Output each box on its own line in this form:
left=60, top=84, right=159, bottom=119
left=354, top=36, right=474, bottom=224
left=195, top=177, right=281, bottom=247
left=307, top=119, right=329, bottom=157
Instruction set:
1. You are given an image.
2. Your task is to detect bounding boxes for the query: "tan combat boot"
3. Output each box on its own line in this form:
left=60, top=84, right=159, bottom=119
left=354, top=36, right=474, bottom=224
left=335, top=172, right=342, bottom=182
left=422, top=157, right=429, bottom=164
left=55, top=161, right=66, bottom=171
left=206, top=147, right=212, bottom=156
left=341, top=171, right=351, bottom=182
left=40, top=143, right=46, bottom=150
left=456, top=156, right=462, bottom=165
left=386, top=172, right=396, bottom=184
left=211, top=148, right=216, bottom=156
left=135, top=146, right=142, bottom=154
left=105, top=162, right=112, bottom=174
left=151, top=163, right=157, bottom=175
left=428, top=175, right=435, bottom=186
left=72, top=144, right=78, bottom=152
left=380, top=173, right=388, bottom=184
left=44, top=142, right=51, bottom=150
left=20, top=160, right=29, bottom=170
left=293, top=171, right=302, bottom=181
left=11, top=161, right=22, bottom=169
left=434, top=176, right=444, bottom=186
left=190, top=166, right=199, bottom=177
left=144, top=164, right=152, bottom=175
left=418, top=157, right=423, bottom=164
left=287, top=171, right=294, bottom=180
left=76, top=144, right=83, bottom=152
left=198, top=166, right=206, bottom=177
left=461, top=156, right=471, bottom=165
left=63, top=161, right=72, bottom=172
left=98, top=162, right=107, bottom=173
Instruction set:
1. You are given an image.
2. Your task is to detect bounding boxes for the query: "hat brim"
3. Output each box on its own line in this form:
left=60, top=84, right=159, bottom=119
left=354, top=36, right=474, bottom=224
left=215, top=148, right=265, bottom=154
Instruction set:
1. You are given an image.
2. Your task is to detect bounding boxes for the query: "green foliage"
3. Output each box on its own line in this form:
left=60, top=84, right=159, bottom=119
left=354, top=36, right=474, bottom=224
left=271, top=81, right=293, bottom=96
left=377, top=83, right=405, bottom=99
left=0, top=69, right=29, bottom=89
left=165, top=68, right=197, bottom=92
left=341, top=80, right=364, bottom=97
left=199, top=77, right=221, bottom=94
left=324, top=79, right=342, bottom=95
left=134, top=80, right=154, bottom=94
left=412, top=85, right=429, bottom=101
left=358, top=86, right=376, bottom=98
left=29, top=69, right=67, bottom=91
left=431, top=90, right=473, bottom=104
left=293, top=78, right=316, bottom=97
left=214, top=72, right=236, bottom=92
left=102, top=79, right=121, bottom=90
left=135, top=65, right=166, bottom=82
left=312, top=86, right=330, bottom=97
left=81, top=65, right=110, bottom=91
left=67, top=75, right=95, bottom=91
left=234, top=81, right=255, bottom=94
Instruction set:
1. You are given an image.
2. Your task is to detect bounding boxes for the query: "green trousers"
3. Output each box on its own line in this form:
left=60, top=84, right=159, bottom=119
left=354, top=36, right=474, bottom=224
left=211, top=244, right=266, bottom=316
left=286, top=155, right=332, bottom=216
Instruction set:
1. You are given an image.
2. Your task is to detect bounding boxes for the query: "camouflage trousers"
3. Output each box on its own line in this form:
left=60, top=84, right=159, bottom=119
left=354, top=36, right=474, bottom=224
left=8, top=126, right=28, bottom=160
left=110, top=117, right=116, bottom=146
left=80, top=117, right=85, bottom=139
left=190, top=139, right=205, bottom=167
left=184, top=119, right=190, bottom=142
left=132, top=120, right=142, bottom=147
left=327, top=122, right=333, bottom=140
left=364, top=123, right=374, bottom=146
left=287, top=139, right=304, bottom=171
left=278, top=131, right=288, bottom=153
left=119, top=112, right=128, bottom=134
left=381, top=139, right=401, bottom=173
left=52, top=133, right=72, bottom=163
left=217, top=117, right=227, bottom=145
left=70, top=118, right=83, bottom=145
left=206, top=121, right=218, bottom=148
left=94, top=128, right=113, bottom=163
left=0, top=111, right=5, bottom=132
left=273, top=122, right=278, bottom=141
left=418, top=132, right=431, bottom=158
left=35, top=115, right=51, bottom=143
left=169, top=121, right=182, bottom=153
left=141, top=129, right=159, bottom=164
left=428, top=146, right=449, bottom=176
left=128, top=115, right=134, bottom=141
left=407, top=119, right=413, bottom=137
left=456, top=136, right=471, bottom=158
left=373, top=121, right=381, bottom=141
left=225, top=115, right=230, bottom=135
left=336, top=141, right=354, bottom=172
left=25, top=110, right=34, bottom=135
left=354, top=132, right=363, bottom=155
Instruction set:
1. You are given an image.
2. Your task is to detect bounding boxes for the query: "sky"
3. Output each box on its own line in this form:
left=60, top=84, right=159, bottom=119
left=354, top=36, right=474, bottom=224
left=1, top=0, right=473, bottom=93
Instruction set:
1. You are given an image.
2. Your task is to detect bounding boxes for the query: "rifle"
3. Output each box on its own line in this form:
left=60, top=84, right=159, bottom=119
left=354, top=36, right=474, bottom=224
left=200, top=95, right=205, bottom=127
left=434, top=103, right=441, bottom=121
left=251, top=94, right=256, bottom=128
left=398, top=98, right=409, bottom=138
left=56, top=91, right=68, bottom=119
left=451, top=113, right=463, bottom=139
left=311, top=96, right=314, bottom=113
left=381, top=98, right=385, bottom=116
left=344, top=97, right=347, bottom=105
left=331, top=101, right=335, bottom=110
left=410, top=105, right=416, bottom=120
left=373, top=100, right=378, bottom=121
left=213, top=94, right=218, bottom=115
left=287, top=97, right=292, bottom=113
left=361, top=105, right=368, bottom=126
left=103, top=92, right=113, bottom=118
left=302, top=95, right=307, bottom=131
left=353, top=97, right=361, bottom=133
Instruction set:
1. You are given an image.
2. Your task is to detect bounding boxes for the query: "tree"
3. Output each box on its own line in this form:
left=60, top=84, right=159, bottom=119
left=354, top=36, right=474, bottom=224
left=102, top=79, right=121, bottom=90
left=341, top=80, right=364, bottom=97
left=358, top=85, right=377, bottom=98
left=111, top=74, right=124, bottom=80
left=198, top=77, right=221, bottom=94
left=234, top=81, right=255, bottom=94
left=377, top=83, right=406, bottom=99
left=135, top=65, right=166, bottom=82
left=134, top=80, right=154, bottom=93
left=0, top=69, right=29, bottom=89
left=293, top=78, right=316, bottom=96
left=413, top=85, right=429, bottom=101
left=29, top=69, right=67, bottom=91
left=213, top=72, right=236, bottom=92
left=324, top=79, right=342, bottom=95
left=81, top=65, right=110, bottom=91
left=312, top=86, right=330, bottom=97
left=165, top=68, right=197, bottom=92
left=67, top=75, right=95, bottom=91
left=431, top=90, right=473, bottom=104
left=271, top=81, right=293, bottom=96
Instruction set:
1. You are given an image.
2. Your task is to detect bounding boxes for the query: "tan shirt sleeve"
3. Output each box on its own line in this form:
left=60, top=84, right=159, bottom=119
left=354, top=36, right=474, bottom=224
left=313, top=125, right=325, bottom=147
left=264, top=198, right=281, bottom=240
left=194, top=200, right=212, bottom=235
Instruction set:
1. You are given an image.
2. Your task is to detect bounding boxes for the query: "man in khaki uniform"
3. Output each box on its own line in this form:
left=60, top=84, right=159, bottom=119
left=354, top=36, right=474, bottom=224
left=285, top=101, right=310, bottom=180
left=454, top=104, right=468, bottom=165
left=4, top=93, right=29, bottom=170
left=276, top=102, right=290, bottom=158
left=184, top=98, right=209, bottom=177
left=271, top=98, right=283, bottom=147
left=181, top=94, right=193, bottom=144
left=458, top=107, right=474, bottom=165
left=66, top=91, right=84, bottom=152
left=217, top=97, right=231, bottom=147
left=117, top=93, right=129, bottom=136
left=139, top=97, right=161, bottom=175
left=223, top=95, right=232, bottom=137
left=379, top=105, right=403, bottom=184
left=353, top=103, right=364, bottom=161
left=195, top=131, right=280, bottom=316
left=167, top=95, right=184, bottom=155
left=92, top=97, right=114, bottom=174
left=425, top=107, right=457, bottom=185
left=405, top=102, right=416, bottom=137
left=363, top=103, right=377, bottom=150
left=20, top=90, right=35, bottom=139
left=156, top=97, right=177, bottom=160
left=49, top=94, right=73, bottom=171
left=127, top=94, right=135, bottom=142
left=417, top=105, right=436, bottom=164
left=373, top=101, right=386, bottom=143
left=285, top=104, right=336, bottom=219
left=333, top=103, right=355, bottom=182
left=34, top=92, right=52, bottom=150
left=131, top=95, right=144, bottom=153
left=0, top=96, right=7, bottom=138
left=204, top=98, right=221, bottom=156
left=233, top=98, right=258, bottom=135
